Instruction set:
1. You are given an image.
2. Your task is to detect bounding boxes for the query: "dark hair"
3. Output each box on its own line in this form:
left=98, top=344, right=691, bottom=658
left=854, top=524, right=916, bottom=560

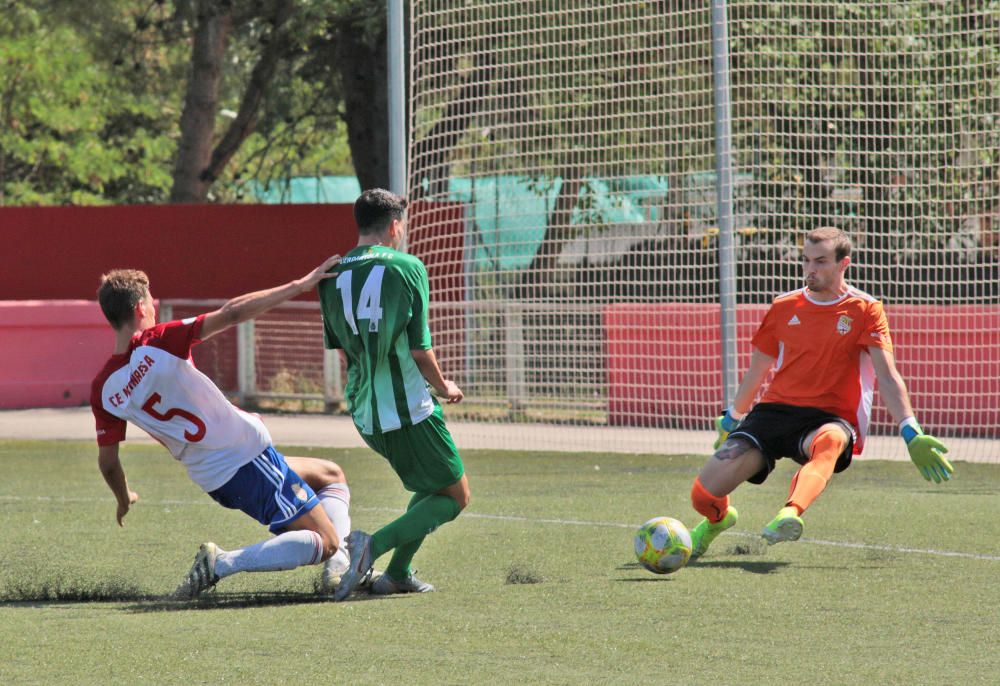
left=806, top=226, right=852, bottom=262
left=97, top=269, right=149, bottom=330
left=354, top=188, right=408, bottom=235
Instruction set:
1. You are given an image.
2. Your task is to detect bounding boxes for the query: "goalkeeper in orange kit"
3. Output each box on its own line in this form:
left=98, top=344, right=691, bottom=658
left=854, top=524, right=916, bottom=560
left=689, top=227, right=953, bottom=558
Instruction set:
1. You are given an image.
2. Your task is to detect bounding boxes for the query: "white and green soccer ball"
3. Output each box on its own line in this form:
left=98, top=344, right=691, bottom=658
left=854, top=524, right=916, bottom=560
left=634, top=516, right=692, bottom=575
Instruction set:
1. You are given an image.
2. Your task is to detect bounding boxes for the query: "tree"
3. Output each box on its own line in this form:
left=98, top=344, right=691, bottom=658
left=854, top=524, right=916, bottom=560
left=318, top=0, right=391, bottom=191
left=169, top=0, right=236, bottom=203
left=169, top=0, right=393, bottom=202
left=730, top=1, right=1000, bottom=266
left=0, top=0, right=385, bottom=205
left=0, top=3, right=175, bottom=204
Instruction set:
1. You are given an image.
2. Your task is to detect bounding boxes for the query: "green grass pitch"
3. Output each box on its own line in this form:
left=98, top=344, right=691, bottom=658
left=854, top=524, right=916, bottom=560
left=1, top=439, right=998, bottom=685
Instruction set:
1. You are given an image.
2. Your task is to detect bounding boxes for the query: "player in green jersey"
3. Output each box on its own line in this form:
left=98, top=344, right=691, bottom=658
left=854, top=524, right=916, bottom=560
left=318, top=188, right=470, bottom=601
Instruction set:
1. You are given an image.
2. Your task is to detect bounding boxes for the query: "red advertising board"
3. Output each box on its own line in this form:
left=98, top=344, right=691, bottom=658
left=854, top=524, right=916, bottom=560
left=604, top=303, right=1000, bottom=437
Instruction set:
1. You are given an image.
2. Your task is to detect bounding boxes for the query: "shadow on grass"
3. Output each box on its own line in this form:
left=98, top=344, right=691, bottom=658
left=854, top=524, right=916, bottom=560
left=0, top=578, right=382, bottom=612
left=616, top=561, right=685, bottom=581
left=0, top=577, right=154, bottom=605
left=0, top=590, right=385, bottom=612
left=124, top=590, right=353, bottom=613
left=688, top=560, right=791, bottom=574
left=618, top=559, right=790, bottom=576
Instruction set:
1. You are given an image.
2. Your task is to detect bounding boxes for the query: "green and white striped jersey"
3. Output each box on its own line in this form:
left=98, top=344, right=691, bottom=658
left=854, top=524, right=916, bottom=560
left=318, top=245, right=435, bottom=435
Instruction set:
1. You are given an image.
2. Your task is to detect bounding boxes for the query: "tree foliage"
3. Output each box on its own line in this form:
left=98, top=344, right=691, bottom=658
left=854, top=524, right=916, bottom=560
left=729, top=0, right=1000, bottom=260
left=0, top=0, right=386, bottom=206
left=0, top=2, right=175, bottom=204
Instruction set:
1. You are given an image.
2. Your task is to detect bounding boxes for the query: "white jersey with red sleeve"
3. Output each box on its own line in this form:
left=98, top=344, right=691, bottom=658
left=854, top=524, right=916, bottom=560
left=90, top=315, right=271, bottom=492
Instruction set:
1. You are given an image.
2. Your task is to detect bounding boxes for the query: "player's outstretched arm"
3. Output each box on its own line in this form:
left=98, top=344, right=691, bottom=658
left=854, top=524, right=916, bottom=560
left=97, top=444, right=140, bottom=526
left=714, top=348, right=775, bottom=449
left=411, top=348, right=463, bottom=403
left=869, top=346, right=953, bottom=483
left=199, top=254, right=341, bottom=340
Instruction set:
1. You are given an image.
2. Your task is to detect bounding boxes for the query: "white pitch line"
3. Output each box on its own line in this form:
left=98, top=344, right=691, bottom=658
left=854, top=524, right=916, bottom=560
left=460, top=512, right=1000, bottom=562
left=4, top=495, right=998, bottom=562
left=782, top=536, right=1000, bottom=562
left=0, top=495, right=216, bottom=507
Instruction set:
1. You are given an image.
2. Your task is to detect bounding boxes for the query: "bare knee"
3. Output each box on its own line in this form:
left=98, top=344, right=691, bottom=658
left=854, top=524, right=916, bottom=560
left=285, top=456, right=347, bottom=492
left=442, top=476, right=470, bottom=511
left=314, top=460, right=346, bottom=488
left=701, top=437, right=765, bottom=494
left=326, top=460, right=346, bottom=483
left=290, top=506, right=342, bottom=561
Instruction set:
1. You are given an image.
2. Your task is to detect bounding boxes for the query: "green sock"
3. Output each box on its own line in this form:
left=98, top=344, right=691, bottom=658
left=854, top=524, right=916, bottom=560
left=371, top=492, right=460, bottom=571
left=384, top=539, right=423, bottom=581
left=382, top=492, right=430, bottom=580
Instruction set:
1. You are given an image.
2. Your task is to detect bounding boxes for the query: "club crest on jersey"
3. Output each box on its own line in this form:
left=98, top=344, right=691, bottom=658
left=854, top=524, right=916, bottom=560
left=836, top=315, right=853, bottom=335
left=291, top=483, right=309, bottom=502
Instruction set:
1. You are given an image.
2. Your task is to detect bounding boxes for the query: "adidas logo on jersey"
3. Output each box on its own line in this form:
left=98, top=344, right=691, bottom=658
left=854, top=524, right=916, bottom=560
left=787, top=315, right=801, bottom=326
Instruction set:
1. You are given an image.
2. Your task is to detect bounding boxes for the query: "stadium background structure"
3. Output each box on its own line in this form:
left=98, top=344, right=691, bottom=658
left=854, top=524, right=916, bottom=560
left=0, top=1, right=997, bottom=463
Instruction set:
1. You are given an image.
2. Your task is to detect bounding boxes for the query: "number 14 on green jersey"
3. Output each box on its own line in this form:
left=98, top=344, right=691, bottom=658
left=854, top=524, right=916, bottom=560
left=336, top=266, right=384, bottom=334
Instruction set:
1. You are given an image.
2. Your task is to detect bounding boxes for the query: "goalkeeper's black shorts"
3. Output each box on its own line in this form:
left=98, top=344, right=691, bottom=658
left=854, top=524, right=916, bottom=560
left=728, top=402, right=856, bottom=485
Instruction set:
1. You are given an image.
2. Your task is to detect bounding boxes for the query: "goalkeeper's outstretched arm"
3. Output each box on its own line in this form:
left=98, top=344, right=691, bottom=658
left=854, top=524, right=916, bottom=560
left=869, top=346, right=953, bottom=483
left=714, top=348, right=775, bottom=449
left=730, top=349, right=776, bottom=417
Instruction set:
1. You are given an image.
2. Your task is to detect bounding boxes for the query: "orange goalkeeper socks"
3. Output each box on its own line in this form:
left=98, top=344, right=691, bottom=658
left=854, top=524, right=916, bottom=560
left=691, top=476, right=730, bottom=524
left=786, top=428, right=847, bottom=515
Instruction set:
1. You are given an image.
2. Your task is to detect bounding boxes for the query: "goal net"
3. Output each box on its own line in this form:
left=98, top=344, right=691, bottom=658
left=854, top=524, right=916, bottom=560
left=406, top=0, right=1000, bottom=461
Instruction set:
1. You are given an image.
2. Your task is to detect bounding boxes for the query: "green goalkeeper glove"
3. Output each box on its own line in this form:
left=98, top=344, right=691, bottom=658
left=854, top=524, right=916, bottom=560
left=713, top=409, right=741, bottom=450
left=900, top=418, right=953, bottom=483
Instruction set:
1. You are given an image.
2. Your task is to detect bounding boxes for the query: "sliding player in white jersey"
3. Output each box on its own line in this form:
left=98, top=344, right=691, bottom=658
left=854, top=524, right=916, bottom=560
left=90, top=256, right=356, bottom=598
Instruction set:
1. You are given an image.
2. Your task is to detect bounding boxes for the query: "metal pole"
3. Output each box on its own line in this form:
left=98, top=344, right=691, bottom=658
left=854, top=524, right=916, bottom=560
left=466, top=139, right=478, bottom=386
left=505, top=302, right=526, bottom=416
left=237, top=320, right=256, bottom=406
left=388, top=0, right=406, bottom=197
left=711, top=0, right=739, bottom=406
left=323, top=348, right=343, bottom=411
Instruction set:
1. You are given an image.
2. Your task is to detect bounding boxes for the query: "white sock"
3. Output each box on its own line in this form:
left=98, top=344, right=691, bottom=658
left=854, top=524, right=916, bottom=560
left=325, top=548, right=350, bottom=576
left=215, top=530, right=324, bottom=579
left=319, top=483, right=352, bottom=575
left=318, top=483, right=352, bottom=547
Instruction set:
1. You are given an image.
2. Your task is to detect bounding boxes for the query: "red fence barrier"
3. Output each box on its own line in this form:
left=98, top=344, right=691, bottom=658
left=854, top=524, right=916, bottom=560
left=0, top=301, right=112, bottom=409
left=0, top=202, right=467, bottom=408
left=604, top=303, right=1000, bottom=437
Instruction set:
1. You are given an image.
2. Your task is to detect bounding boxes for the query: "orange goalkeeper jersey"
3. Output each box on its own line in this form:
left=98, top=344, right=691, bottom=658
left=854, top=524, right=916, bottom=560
left=751, top=286, right=893, bottom=453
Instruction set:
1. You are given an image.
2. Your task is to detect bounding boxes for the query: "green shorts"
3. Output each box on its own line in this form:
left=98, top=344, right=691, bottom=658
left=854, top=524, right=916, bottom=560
left=360, top=404, right=465, bottom=493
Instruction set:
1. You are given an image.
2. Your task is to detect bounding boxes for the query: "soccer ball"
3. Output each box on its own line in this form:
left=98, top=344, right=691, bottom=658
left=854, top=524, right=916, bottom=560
left=634, top=516, right=692, bottom=575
